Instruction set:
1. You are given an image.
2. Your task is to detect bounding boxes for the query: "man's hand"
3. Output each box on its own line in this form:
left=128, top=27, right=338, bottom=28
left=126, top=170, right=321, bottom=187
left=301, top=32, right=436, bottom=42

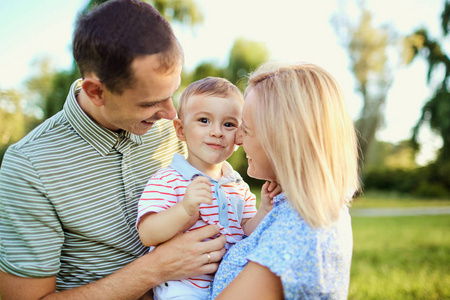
left=181, top=176, right=213, bottom=216
left=149, top=224, right=226, bottom=284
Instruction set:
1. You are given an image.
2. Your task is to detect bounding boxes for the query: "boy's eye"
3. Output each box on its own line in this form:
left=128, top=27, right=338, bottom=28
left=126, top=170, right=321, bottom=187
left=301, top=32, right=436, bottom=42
left=199, top=118, right=209, bottom=123
left=224, top=122, right=236, bottom=128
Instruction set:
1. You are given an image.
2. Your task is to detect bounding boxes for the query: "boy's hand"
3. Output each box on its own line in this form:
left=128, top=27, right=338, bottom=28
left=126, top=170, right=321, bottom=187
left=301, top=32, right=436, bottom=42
left=260, top=181, right=282, bottom=213
left=181, top=176, right=213, bottom=216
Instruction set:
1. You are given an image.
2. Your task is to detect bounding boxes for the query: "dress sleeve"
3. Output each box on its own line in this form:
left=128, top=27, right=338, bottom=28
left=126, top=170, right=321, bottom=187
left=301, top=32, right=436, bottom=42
left=136, top=171, right=178, bottom=228
left=245, top=212, right=328, bottom=299
left=0, top=147, right=64, bottom=277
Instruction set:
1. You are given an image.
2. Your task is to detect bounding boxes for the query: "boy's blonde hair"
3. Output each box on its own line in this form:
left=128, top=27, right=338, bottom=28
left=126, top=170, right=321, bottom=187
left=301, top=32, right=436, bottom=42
left=177, top=77, right=243, bottom=120
left=245, top=62, right=360, bottom=228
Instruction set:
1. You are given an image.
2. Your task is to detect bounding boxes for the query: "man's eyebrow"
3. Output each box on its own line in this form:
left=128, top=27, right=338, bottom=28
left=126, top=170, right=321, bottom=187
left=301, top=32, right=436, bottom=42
left=139, top=98, right=169, bottom=106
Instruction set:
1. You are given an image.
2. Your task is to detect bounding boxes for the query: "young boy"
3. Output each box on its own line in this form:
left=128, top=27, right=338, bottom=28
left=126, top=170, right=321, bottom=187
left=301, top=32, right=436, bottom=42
left=136, top=77, right=279, bottom=299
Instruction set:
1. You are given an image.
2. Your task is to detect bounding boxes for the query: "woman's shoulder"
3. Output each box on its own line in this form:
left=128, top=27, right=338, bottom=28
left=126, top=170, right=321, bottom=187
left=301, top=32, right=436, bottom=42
left=248, top=196, right=352, bottom=269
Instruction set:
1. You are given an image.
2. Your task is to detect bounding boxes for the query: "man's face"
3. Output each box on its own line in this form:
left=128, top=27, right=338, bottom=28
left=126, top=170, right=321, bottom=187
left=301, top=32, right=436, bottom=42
left=99, top=54, right=181, bottom=135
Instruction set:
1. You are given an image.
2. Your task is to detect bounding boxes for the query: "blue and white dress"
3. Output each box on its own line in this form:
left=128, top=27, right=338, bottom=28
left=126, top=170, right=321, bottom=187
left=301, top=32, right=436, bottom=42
left=209, top=193, right=353, bottom=300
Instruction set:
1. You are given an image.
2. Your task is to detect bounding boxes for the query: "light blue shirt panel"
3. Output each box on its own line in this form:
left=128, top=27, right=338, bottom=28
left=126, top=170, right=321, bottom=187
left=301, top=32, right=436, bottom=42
left=169, top=153, right=245, bottom=227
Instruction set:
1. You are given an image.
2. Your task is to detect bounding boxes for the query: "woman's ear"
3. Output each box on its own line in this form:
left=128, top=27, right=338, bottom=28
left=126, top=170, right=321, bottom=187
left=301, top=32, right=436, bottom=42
left=173, top=118, right=186, bottom=141
left=81, top=78, right=105, bottom=107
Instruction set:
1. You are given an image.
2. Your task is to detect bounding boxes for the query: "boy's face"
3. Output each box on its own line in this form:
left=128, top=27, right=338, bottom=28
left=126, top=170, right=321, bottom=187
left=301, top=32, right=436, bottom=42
left=175, top=94, right=242, bottom=172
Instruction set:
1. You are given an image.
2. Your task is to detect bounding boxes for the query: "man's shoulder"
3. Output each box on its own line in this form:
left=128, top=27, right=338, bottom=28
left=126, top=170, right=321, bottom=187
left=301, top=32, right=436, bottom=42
left=11, top=111, right=69, bottom=153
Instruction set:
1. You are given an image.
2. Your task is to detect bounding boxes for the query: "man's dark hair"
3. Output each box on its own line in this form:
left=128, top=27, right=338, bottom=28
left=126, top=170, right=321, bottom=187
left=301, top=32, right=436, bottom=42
left=73, top=0, right=183, bottom=94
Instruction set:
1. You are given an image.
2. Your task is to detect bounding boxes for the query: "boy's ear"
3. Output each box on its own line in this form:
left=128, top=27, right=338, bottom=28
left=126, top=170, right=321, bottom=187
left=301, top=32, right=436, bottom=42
left=173, top=118, right=186, bottom=141
left=81, top=78, right=105, bottom=107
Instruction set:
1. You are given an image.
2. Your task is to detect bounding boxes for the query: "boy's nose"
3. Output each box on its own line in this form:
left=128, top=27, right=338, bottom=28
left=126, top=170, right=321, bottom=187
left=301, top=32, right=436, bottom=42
left=210, top=125, right=223, bottom=138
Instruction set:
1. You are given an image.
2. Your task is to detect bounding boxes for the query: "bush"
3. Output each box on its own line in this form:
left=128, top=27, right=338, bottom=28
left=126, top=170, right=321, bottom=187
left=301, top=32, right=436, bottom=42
left=362, top=166, right=450, bottom=198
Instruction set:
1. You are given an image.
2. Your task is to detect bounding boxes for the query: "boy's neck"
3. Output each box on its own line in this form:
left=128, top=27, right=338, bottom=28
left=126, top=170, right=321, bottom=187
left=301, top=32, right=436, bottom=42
left=186, top=157, right=223, bottom=181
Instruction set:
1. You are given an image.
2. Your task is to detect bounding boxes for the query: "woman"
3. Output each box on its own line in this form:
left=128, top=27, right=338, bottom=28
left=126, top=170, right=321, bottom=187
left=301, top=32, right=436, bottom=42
left=209, top=62, right=359, bottom=299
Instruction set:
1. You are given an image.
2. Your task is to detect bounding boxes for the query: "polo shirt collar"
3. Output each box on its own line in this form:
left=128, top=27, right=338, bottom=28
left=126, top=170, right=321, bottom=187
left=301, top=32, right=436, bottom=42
left=63, top=80, right=143, bottom=157
left=169, top=153, right=242, bottom=184
left=170, top=153, right=243, bottom=228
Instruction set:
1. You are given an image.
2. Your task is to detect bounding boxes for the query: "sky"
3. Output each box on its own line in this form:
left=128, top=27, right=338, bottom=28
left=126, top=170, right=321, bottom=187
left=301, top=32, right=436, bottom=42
left=0, top=0, right=445, bottom=163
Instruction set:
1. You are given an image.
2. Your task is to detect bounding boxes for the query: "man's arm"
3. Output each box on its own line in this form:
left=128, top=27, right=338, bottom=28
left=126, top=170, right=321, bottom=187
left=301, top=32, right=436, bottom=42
left=0, top=225, right=226, bottom=300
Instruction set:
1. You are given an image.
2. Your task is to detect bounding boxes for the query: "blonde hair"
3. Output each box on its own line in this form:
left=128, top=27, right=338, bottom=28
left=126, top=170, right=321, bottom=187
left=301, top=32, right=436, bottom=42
left=177, top=77, right=243, bottom=120
left=245, top=62, right=360, bottom=227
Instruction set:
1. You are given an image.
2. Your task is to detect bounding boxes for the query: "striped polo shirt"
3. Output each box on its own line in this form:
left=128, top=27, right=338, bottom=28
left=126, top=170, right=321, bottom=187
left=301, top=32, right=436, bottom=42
left=0, top=80, right=186, bottom=290
left=137, top=153, right=257, bottom=289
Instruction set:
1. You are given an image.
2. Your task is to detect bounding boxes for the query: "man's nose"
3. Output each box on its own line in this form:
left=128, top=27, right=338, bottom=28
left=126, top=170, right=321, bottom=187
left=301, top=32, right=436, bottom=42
left=157, top=98, right=177, bottom=120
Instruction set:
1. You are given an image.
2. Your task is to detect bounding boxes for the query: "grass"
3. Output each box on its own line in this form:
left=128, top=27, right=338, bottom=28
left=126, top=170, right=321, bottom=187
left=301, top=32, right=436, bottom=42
left=350, top=215, right=450, bottom=299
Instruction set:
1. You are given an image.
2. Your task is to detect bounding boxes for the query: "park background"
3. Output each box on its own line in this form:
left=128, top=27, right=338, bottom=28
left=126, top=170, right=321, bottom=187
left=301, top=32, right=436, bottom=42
left=0, top=0, right=449, bottom=299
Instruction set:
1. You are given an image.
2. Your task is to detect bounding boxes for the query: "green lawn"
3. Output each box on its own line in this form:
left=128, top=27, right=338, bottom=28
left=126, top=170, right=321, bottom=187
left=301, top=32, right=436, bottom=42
left=350, top=215, right=450, bottom=299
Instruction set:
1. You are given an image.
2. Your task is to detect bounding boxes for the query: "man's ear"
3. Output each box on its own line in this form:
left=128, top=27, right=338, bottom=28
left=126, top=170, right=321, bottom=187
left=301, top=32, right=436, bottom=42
left=173, top=118, right=186, bottom=141
left=81, top=78, right=105, bottom=107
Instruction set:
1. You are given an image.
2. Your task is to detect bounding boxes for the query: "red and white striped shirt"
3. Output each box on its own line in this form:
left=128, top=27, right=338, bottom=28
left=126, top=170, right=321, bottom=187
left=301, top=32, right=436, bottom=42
left=137, top=154, right=257, bottom=289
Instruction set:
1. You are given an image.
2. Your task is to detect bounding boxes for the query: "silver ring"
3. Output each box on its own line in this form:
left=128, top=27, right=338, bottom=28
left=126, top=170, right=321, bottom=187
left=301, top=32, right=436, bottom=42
left=207, top=253, right=211, bottom=264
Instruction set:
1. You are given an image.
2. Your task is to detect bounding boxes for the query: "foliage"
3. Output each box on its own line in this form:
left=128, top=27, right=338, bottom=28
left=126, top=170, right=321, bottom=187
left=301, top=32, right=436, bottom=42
left=0, top=89, right=26, bottom=163
left=334, top=5, right=395, bottom=169
left=364, top=139, right=418, bottom=170
left=404, top=1, right=450, bottom=163
left=350, top=215, right=450, bottom=299
left=189, top=62, right=225, bottom=83
left=83, top=0, right=204, bottom=27
left=226, top=38, right=270, bottom=91
left=43, top=66, right=81, bottom=119
left=362, top=163, right=450, bottom=198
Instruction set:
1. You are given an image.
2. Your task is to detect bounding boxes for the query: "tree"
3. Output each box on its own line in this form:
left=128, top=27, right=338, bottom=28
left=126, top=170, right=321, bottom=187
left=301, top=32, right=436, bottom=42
left=226, top=38, right=270, bottom=91
left=334, top=5, right=395, bottom=169
left=0, top=89, right=27, bottom=163
left=404, top=0, right=450, bottom=163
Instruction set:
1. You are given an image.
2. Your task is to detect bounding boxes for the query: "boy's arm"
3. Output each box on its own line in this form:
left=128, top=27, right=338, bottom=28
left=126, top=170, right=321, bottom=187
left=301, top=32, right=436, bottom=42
left=138, top=203, right=197, bottom=246
left=138, top=176, right=213, bottom=246
left=241, top=181, right=281, bottom=235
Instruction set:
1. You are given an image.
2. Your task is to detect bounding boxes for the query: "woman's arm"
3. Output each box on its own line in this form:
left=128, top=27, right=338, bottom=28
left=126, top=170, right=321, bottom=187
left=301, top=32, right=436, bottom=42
left=215, top=261, right=283, bottom=300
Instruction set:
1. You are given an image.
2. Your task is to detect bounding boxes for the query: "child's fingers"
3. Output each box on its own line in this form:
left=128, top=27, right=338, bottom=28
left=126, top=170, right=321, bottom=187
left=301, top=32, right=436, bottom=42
left=270, top=184, right=282, bottom=198
left=266, top=180, right=278, bottom=192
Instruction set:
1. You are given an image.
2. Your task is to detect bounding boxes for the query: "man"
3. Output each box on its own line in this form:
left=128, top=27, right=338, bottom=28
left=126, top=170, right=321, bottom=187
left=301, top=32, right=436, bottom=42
left=0, top=1, right=225, bottom=299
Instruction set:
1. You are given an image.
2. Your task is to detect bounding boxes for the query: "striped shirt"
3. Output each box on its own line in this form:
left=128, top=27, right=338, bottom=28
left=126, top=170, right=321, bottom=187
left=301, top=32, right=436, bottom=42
left=137, top=154, right=257, bottom=289
left=0, top=80, right=185, bottom=290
